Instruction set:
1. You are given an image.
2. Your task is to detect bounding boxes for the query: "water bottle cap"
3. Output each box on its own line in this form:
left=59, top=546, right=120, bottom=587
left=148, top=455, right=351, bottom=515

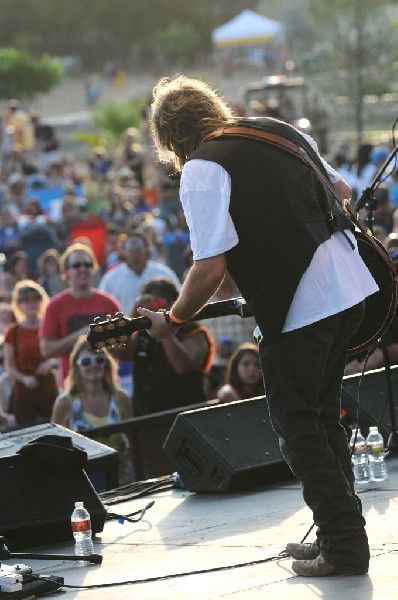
left=75, top=501, right=84, bottom=508
left=369, top=426, right=378, bottom=432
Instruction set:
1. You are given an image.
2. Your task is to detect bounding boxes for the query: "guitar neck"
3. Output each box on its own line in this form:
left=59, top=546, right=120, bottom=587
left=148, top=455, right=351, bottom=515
left=87, top=297, right=253, bottom=351
left=129, top=297, right=252, bottom=331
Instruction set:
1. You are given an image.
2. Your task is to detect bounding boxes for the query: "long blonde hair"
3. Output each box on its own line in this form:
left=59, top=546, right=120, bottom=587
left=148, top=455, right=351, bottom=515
left=11, top=279, right=49, bottom=322
left=65, top=336, right=119, bottom=395
left=150, top=74, right=235, bottom=171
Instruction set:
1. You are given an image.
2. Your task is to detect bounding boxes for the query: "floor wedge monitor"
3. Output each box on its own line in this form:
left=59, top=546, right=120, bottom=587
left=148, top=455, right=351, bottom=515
left=163, top=396, right=292, bottom=493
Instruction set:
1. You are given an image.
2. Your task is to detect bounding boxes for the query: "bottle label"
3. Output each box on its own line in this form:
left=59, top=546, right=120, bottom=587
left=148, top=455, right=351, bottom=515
left=370, top=445, right=384, bottom=454
left=72, top=518, right=91, bottom=533
left=354, top=443, right=366, bottom=454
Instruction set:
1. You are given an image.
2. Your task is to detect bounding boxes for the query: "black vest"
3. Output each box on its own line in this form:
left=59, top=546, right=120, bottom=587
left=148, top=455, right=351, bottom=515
left=189, top=118, right=353, bottom=340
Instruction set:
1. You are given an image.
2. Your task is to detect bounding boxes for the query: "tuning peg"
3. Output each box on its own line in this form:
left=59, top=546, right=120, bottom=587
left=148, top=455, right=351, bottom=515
left=115, top=312, right=124, bottom=319
left=106, top=314, right=112, bottom=321
left=118, top=343, right=126, bottom=351
left=93, top=316, right=102, bottom=323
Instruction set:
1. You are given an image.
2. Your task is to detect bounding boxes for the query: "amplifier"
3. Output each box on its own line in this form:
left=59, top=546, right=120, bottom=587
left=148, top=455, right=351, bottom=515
left=0, top=422, right=119, bottom=491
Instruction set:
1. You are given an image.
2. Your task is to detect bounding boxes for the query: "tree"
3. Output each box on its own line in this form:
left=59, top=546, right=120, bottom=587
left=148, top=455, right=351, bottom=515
left=92, top=97, right=146, bottom=140
left=305, top=0, right=398, bottom=144
left=0, top=48, right=64, bottom=101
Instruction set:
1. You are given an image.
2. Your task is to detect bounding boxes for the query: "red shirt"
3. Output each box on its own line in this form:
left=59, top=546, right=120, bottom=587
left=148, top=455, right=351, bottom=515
left=39, top=289, right=121, bottom=384
left=5, top=324, right=44, bottom=375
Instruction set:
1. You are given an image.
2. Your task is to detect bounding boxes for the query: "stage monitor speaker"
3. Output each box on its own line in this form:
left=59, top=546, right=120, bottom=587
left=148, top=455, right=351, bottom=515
left=342, top=365, right=398, bottom=440
left=0, top=435, right=107, bottom=550
left=0, top=422, right=119, bottom=491
left=163, top=396, right=292, bottom=493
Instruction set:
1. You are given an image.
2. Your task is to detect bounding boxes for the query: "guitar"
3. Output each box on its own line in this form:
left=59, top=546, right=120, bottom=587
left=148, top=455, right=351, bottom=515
left=87, top=243, right=397, bottom=356
left=347, top=230, right=397, bottom=356
left=86, top=297, right=253, bottom=351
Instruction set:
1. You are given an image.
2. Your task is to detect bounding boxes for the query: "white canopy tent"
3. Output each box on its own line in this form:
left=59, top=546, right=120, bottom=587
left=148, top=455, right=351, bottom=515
left=211, top=9, right=285, bottom=48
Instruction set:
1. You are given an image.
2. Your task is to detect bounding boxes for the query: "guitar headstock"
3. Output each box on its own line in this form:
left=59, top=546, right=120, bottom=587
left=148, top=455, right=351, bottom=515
left=87, top=312, right=133, bottom=351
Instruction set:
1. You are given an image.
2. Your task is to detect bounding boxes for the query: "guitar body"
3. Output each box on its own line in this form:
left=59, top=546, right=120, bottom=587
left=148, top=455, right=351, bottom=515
left=347, top=231, right=397, bottom=356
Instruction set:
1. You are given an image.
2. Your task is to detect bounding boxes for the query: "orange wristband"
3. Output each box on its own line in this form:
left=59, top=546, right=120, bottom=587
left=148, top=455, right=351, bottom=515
left=164, top=310, right=186, bottom=326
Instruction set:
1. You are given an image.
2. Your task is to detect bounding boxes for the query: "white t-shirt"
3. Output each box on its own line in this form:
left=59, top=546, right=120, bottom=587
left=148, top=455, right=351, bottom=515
left=99, top=261, right=181, bottom=314
left=179, top=135, right=378, bottom=333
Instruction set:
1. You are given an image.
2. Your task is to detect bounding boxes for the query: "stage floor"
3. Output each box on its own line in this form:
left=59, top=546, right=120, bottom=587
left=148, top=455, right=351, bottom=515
left=4, top=456, right=398, bottom=599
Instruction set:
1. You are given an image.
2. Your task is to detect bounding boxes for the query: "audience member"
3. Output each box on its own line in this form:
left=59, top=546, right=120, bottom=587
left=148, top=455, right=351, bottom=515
left=88, top=146, right=112, bottom=182
left=39, top=242, right=121, bottom=385
left=102, top=223, right=122, bottom=272
left=4, top=172, right=28, bottom=210
left=51, top=336, right=134, bottom=484
left=0, top=205, right=22, bottom=259
left=31, top=113, right=59, bottom=154
left=353, top=143, right=375, bottom=198
left=0, top=251, right=32, bottom=299
left=217, top=343, right=264, bottom=403
left=371, top=186, right=396, bottom=235
left=114, top=127, right=144, bottom=187
left=0, top=301, right=15, bottom=429
left=4, top=280, right=58, bottom=426
left=104, top=185, right=135, bottom=228
left=37, top=248, right=68, bottom=297
left=99, top=231, right=180, bottom=314
left=5, top=100, right=35, bottom=153
left=114, top=277, right=214, bottom=416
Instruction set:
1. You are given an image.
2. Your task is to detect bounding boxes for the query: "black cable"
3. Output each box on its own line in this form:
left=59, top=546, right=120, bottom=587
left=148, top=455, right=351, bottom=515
left=52, top=552, right=291, bottom=590
left=99, top=475, right=176, bottom=505
left=106, top=500, right=155, bottom=524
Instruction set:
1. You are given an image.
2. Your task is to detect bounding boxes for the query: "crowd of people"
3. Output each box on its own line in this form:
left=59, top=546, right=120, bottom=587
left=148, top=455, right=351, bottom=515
left=0, top=89, right=397, bottom=496
left=0, top=95, right=266, bottom=483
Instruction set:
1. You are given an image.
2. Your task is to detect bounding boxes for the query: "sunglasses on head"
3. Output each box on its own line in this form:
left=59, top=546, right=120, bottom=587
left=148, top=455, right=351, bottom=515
left=69, top=261, right=94, bottom=270
left=76, top=355, right=107, bottom=367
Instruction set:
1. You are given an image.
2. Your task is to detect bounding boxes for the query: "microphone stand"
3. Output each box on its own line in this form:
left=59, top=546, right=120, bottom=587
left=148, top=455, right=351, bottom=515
left=0, top=535, right=102, bottom=564
left=356, top=143, right=398, bottom=452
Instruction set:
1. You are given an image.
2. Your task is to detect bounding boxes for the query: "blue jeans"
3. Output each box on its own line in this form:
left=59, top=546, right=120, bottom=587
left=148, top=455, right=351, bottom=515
left=259, top=302, right=370, bottom=573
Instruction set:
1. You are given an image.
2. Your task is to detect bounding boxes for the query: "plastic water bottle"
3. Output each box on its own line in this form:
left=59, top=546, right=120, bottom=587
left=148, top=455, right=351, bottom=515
left=366, top=426, right=388, bottom=482
left=349, top=428, right=370, bottom=485
left=71, top=501, right=94, bottom=556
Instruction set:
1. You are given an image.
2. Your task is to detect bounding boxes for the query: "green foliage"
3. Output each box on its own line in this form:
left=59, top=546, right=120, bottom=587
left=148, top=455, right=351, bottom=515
left=71, top=131, right=109, bottom=149
left=92, top=98, right=145, bottom=140
left=0, top=48, right=64, bottom=100
left=154, top=23, right=202, bottom=66
left=0, top=0, right=258, bottom=70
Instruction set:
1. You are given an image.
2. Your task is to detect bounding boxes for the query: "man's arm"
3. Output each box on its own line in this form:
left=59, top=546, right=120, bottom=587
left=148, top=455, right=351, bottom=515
left=137, top=254, right=227, bottom=339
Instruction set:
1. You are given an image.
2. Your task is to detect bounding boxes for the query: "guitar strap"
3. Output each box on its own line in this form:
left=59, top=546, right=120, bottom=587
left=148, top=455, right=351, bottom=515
left=204, top=125, right=396, bottom=278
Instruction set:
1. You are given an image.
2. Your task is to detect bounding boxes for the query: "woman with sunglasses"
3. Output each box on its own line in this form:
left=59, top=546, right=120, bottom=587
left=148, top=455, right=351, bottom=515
left=51, top=336, right=134, bottom=484
left=4, top=280, right=59, bottom=426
